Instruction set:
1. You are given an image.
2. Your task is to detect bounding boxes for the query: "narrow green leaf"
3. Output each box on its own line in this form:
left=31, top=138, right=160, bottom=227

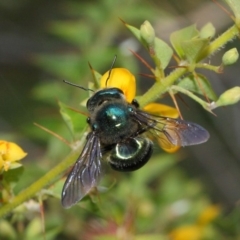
left=25, top=218, right=42, bottom=240
left=90, top=69, right=102, bottom=88
left=0, top=220, right=17, bottom=240
left=178, top=73, right=217, bottom=101
left=59, top=101, right=74, bottom=135
left=59, top=101, right=87, bottom=136
left=224, top=0, right=240, bottom=19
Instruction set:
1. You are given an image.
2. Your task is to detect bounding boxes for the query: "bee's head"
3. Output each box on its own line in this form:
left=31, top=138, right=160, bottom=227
left=86, top=88, right=126, bottom=113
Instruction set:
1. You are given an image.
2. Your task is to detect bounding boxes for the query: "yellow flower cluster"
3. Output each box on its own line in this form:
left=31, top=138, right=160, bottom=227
left=0, top=140, right=27, bottom=172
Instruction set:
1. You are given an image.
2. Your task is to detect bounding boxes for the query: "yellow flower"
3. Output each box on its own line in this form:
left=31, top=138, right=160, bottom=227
left=197, top=205, right=220, bottom=226
left=143, top=103, right=180, bottom=153
left=169, top=205, right=220, bottom=240
left=0, top=140, right=27, bottom=172
left=100, top=68, right=179, bottom=152
left=169, top=225, right=202, bottom=240
left=100, top=68, right=136, bottom=103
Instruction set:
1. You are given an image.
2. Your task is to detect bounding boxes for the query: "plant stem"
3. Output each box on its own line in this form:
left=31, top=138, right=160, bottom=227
left=0, top=150, right=79, bottom=218
left=138, top=67, right=187, bottom=107
left=197, top=24, right=239, bottom=62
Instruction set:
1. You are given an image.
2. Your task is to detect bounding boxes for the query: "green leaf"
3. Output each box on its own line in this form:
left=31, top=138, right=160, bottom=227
left=181, top=38, right=210, bottom=62
left=126, top=23, right=173, bottom=69
left=90, top=69, right=102, bottom=88
left=0, top=220, right=17, bottom=240
left=170, top=24, right=199, bottom=59
left=154, top=38, right=173, bottom=69
left=58, top=101, right=87, bottom=136
left=130, top=154, right=177, bottom=194
left=177, top=73, right=217, bottom=101
left=34, top=54, right=88, bottom=81
left=31, top=81, right=67, bottom=105
left=24, top=218, right=44, bottom=240
left=49, top=21, right=93, bottom=48
left=3, top=167, right=24, bottom=188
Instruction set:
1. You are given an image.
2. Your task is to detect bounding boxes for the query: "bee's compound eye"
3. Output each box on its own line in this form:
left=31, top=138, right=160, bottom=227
left=87, top=117, right=91, bottom=123
left=109, top=137, right=153, bottom=172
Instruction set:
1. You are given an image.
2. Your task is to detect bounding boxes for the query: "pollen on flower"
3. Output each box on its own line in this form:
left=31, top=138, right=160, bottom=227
left=100, top=68, right=136, bottom=103
left=0, top=140, right=27, bottom=171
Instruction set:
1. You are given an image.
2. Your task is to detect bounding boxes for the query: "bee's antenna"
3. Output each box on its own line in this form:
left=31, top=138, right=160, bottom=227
left=105, top=55, right=117, bottom=87
left=63, top=80, right=94, bottom=92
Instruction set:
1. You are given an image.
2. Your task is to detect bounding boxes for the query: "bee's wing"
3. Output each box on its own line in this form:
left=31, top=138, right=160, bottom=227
left=61, top=132, right=102, bottom=208
left=134, top=110, right=209, bottom=148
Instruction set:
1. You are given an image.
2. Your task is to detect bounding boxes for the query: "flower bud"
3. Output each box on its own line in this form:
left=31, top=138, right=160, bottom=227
left=222, top=48, right=239, bottom=66
left=216, top=87, right=240, bottom=107
left=200, top=22, right=215, bottom=39
left=0, top=140, right=27, bottom=171
left=140, top=20, right=155, bottom=45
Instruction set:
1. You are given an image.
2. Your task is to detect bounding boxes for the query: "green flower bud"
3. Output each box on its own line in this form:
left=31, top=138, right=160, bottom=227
left=222, top=48, right=239, bottom=66
left=140, top=20, right=155, bottom=45
left=200, top=22, right=216, bottom=39
left=216, top=87, right=240, bottom=107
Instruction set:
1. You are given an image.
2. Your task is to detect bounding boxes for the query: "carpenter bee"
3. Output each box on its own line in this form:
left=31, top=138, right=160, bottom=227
left=61, top=80, right=209, bottom=209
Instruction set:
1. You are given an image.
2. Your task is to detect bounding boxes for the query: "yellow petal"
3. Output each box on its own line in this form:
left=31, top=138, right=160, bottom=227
left=0, top=158, right=4, bottom=170
left=157, top=137, right=181, bottom=153
left=143, top=103, right=179, bottom=118
left=100, top=68, right=136, bottom=103
left=144, top=103, right=180, bottom=152
left=169, top=225, right=203, bottom=240
left=197, top=205, right=220, bottom=226
left=0, top=140, right=27, bottom=162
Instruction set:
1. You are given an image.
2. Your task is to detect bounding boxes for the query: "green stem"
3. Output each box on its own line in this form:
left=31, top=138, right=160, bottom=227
left=138, top=67, right=187, bottom=107
left=196, top=63, right=221, bottom=73
left=0, top=149, right=80, bottom=218
left=197, top=24, right=239, bottom=61
left=170, top=86, right=212, bottom=113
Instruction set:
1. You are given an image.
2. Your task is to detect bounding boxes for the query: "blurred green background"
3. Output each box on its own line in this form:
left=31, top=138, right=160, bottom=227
left=1, top=0, right=240, bottom=239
